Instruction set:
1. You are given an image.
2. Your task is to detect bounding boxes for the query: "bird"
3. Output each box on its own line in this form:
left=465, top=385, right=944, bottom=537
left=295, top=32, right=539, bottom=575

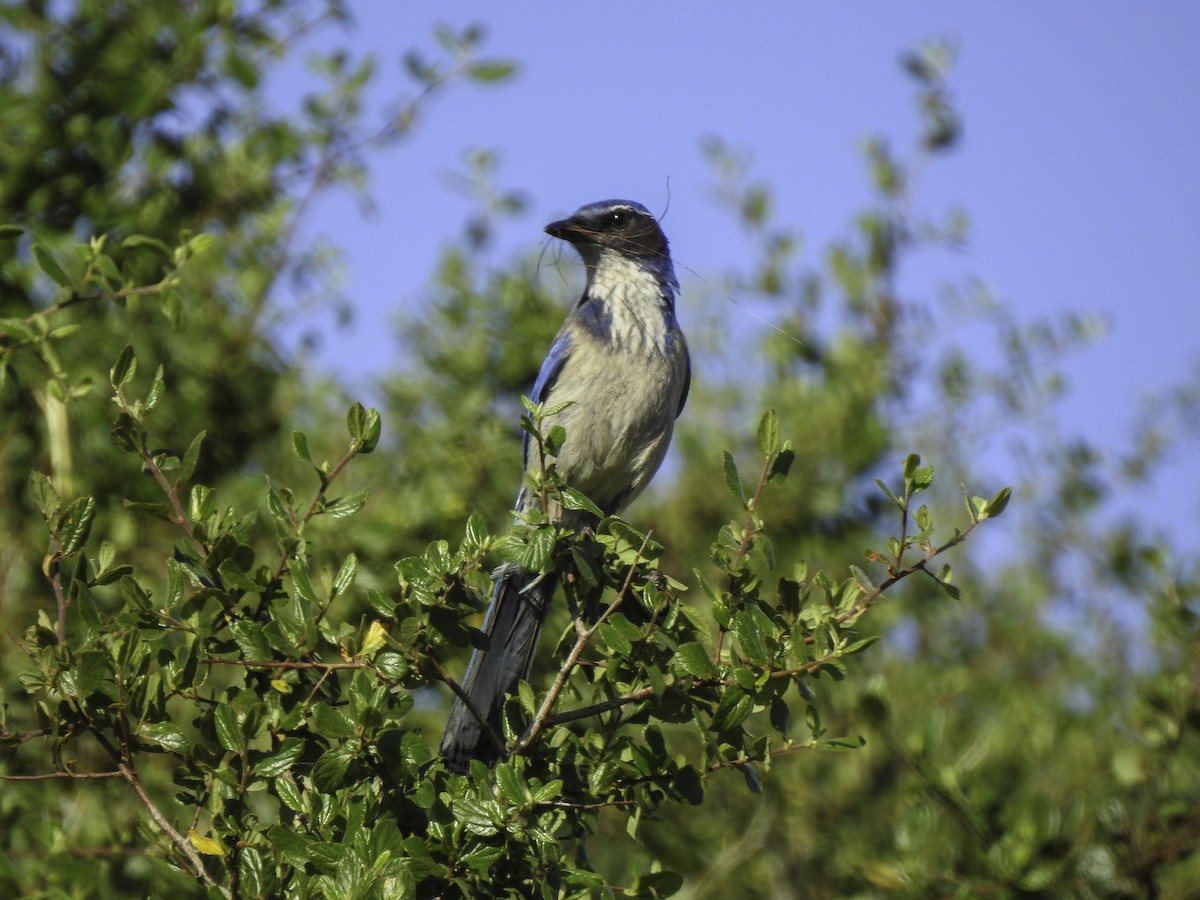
left=440, top=199, right=690, bottom=773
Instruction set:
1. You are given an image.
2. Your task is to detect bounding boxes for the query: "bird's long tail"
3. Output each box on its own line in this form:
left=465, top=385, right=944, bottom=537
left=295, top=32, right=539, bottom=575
left=440, top=566, right=557, bottom=773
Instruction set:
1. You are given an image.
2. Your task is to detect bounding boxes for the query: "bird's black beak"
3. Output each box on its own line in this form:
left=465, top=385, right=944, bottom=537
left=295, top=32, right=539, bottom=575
left=544, top=215, right=585, bottom=242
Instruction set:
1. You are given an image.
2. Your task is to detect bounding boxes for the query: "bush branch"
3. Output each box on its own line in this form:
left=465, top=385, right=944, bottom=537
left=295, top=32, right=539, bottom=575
left=514, top=532, right=652, bottom=755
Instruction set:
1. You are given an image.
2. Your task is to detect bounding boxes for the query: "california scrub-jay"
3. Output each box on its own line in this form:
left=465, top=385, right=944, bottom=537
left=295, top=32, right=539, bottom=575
left=440, top=199, right=690, bottom=772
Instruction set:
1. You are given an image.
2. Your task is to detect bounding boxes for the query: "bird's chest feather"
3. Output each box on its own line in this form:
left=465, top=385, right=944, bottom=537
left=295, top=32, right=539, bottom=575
left=545, top=263, right=686, bottom=511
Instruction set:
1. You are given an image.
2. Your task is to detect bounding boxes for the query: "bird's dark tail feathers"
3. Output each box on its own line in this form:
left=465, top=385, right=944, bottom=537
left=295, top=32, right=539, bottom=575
left=440, top=566, right=557, bottom=773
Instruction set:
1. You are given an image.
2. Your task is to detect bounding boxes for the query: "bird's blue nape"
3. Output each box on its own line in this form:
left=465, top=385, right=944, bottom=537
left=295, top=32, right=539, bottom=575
left=573, top=198, right=653, bottom=219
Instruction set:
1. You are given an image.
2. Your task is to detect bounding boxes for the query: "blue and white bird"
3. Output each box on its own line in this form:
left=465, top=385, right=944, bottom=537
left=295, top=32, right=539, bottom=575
left=440, top=199, right=690, bottom=772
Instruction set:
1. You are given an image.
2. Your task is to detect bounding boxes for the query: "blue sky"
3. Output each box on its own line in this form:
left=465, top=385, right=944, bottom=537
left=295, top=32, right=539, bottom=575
left=272, top=3, right=1200, bottom=547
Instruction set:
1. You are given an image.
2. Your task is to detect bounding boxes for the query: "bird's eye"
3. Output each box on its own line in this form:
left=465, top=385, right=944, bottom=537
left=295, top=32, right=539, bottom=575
left=609, top=209, right=630, bottom=228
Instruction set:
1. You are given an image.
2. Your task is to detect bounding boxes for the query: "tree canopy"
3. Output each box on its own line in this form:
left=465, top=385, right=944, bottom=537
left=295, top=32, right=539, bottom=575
left=2, top=4, right=1197, bottom=898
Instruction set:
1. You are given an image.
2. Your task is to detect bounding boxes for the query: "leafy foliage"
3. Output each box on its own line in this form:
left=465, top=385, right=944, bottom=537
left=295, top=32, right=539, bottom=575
left=1, top=9, right=1198, bottom=900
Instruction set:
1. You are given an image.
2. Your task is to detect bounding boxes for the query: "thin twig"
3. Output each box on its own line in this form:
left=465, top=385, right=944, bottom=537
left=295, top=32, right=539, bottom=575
left=271, top=445, right=359, bottom=584
left=537, top=798, right=637, bottom=811
left=72, top=712, right=229, bottom=897
left=0, top=282, right=172, bottom=353
left=117, top=761, right=230, bottom=899
left=201, top=657, right=369, bottom=671
left=835, top=523, right=977, bottom=627
left=515, top=533, right=652, bottom=755
left=47, top=539, right=69, bottom=642
left=542, top=687, right=657, bottom=727
left=0, top=770, right=123, bottom=781
left=714, top=453, right=776, bottom=664
left=706, top=741, right=816, bottom=772
left=1, top=845, right=160, bottom=859
left=427, top=653, right=506, bottom=755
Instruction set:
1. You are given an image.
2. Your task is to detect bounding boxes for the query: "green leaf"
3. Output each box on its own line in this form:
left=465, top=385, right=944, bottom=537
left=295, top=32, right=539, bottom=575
left=934, top=573, right=962, bottom=600
left=217, top=559, right=261, bottom=594
left=543, top=424, right=567, bottom=456
left=123, top=234, right=172, bottom=257
left=722, top=451, right=745, bottom=504
left=529, top=779, right=563, bottom=804
left=291, top=565, right=321, bottom=605
left=821, top=735, right=867, bottom=750
left=141, top=722, right=190, bottom=754
left=735, top=608, right=770, bottom=667
left=516, top=680, right=536, bottom=716
left=0, top=224, right=24, bottom=239
left=187, top=233, right=215, bottom=256
left=495, top=761, right=526, bottom=804
left=842, top=635, right=881, bottom=656
left=599, top=618, right=633, bottom=656
left=48, top=323, right=81, bottom=342
left=161, top=287, right=186, bottom=330
left=768, top=447, right=794, bottom=483
left=331, top=553, right=358, bottom=599
left=673, top=642, right=717, bottom=679
left=72, top=650, right=107, bottom=695
left=0, top=317, right=37, bottom=343
left=805, top=703, right=823, bottom=737
left=467, top=59, right=517, bottom=82
left=121, top=499, right=172, bottom=521
left=741, top=761, right=764, bottom=793
left=74, top=580, right=101, bottom=628
left=914, top=503, right=932, bottom=533
left=32, top=243, right=71, bottom=287
left=179, top=431, right=205, bottom=482
left=983, top=486, right=1012, bottom=519
left=312, top=703, right=355, bottom=739
left=346, top=402, right=381, bottom=453
left=756, top=408, right=781, bottom=456
left=312, top=746, right=355, bottom=791
left=255, top=738, right=305, bottom=777
left=92, top=252, right=122, bottom=287
left=912, top=464, right=934, bottom=491
left=238, top=847, right=264, bottom=899
left=292, top=431, right=312, bottom=463
left=519, top=526, right=556, bottom=573
left=229, top=618, right=272, bottom=659
left=770, top=695, right=790, bottom=736
left=214, top=703, right=245, bottom=754
left=359, top=619, right=388, bottom=658
left=57, top=496, right=96, bottom=554
left=110, top=412, right=146, bottom=453
left=453, top=797, right=502, bottom=836
left=559, top=486, right=603, bottom=517
left=163, top=558, right=185, bottom=610
left=875, top=478, right=903, bottom=510
left=275, top=777, right=305, bottom=815
left=323, top=490, right=369, bottom=519
left=110, top=345, right=137, bottom=390
left=631, top=870, right=684, bottom=899
left=462, top=512, right=487, bottom=553
left=29, top=471, right=60, bottom=521
left=144, top=365, right=165, bottom=410
left=710, top=688, right=753, bottom=732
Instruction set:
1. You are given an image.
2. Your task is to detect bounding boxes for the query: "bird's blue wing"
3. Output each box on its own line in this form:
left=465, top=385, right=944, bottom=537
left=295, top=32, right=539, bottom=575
left=530, top=328, right=573, bottom=406
left=677, top=351, right=691, bottom=417
left=524, top=328, right=574, bottom=467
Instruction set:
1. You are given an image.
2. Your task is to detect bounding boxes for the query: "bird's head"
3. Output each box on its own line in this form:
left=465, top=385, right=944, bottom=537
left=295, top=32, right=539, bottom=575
left=544, top=200, right=669, bottom=266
